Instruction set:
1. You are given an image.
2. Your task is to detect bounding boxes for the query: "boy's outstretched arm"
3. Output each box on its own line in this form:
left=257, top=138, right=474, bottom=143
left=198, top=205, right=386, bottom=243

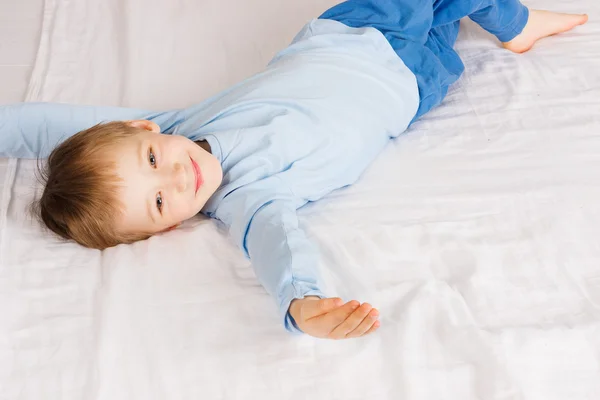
left=0, top=102, right=184, bottom=159
left=0, top=103, right=152, bottom=158
left=232, top=185, right=379, bottom=339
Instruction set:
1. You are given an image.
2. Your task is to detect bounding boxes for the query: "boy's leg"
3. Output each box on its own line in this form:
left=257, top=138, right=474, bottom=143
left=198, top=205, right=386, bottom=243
left=319, top=0, right=528, bottom=43
left=501, top=9, right=588, bottom=53
left=432, top=0, right=588, bottom=53
left=319, top=0, right=435, bottom=44
left=431, top=0, right=529, bottom=43
left=468, top=0, right=529, bottom=42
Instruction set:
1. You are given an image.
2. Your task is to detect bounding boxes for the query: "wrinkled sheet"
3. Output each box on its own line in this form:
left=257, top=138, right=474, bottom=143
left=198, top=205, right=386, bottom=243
left=1, top=0, right=600, bottom=399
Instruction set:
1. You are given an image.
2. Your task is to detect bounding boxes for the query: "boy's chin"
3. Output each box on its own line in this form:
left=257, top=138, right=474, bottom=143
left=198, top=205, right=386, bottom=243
left=162, top=224, right=180, bottom=233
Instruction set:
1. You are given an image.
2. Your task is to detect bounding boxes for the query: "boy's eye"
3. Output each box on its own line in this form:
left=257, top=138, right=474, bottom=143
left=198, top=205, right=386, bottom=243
left=156, top=193, right=163, bottom=212
left=149, top=149, right=156, bottom=167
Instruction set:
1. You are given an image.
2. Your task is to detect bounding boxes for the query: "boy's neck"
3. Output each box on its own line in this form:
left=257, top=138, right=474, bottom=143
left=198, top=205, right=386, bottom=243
left=195, top=140, right=211, bottom=154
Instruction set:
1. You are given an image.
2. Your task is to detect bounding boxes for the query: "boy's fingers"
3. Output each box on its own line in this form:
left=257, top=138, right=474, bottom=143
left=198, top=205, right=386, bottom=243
left=328, top=303, right=373, bottom=339
left=319, top=297, right=344, bottom=311
left=345, top=308, right=379, bottom=339
left=362, top=320, right=381, bottom=336
left=303, top=297, right=343, bottom=319
left=310, top=300, right=360, bottom=330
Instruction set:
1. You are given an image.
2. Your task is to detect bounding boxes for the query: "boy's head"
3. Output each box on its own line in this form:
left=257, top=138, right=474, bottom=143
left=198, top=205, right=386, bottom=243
left=36, top=120, right=223, bottom=249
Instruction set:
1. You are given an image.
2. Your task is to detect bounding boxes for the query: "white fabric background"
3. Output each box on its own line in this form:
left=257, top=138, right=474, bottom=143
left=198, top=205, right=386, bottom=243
left=1, top=0, right=600, bottom=399
left=0, top=0, right=43, bottom=105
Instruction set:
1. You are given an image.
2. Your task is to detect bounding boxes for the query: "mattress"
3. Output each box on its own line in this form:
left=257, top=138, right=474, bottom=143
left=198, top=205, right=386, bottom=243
left=1, top=0, right=600, bottom=399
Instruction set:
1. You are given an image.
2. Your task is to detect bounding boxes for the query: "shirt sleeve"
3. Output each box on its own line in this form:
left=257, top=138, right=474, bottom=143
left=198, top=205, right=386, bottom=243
left=245, top=199, right=327, bottom=334
left=0, top=102, right=183, bottom=158
left=213, top=178, right=328, bottom=334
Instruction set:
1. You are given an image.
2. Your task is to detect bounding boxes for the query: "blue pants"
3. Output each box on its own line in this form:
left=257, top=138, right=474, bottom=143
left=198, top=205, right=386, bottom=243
left=320, top=0, right=529, bottom=120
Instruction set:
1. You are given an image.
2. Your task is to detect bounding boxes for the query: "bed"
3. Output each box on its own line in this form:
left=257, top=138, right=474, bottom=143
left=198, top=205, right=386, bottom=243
left=1, top=0, right=600, bottom=399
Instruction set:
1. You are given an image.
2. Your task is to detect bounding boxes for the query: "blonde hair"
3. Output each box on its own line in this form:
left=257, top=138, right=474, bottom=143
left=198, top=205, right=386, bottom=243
left=33, top=121, right=152, bottom=249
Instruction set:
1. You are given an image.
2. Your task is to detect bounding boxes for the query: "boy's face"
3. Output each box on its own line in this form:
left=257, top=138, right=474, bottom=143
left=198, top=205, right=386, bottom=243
left=113, top=120, right=223, bottom=236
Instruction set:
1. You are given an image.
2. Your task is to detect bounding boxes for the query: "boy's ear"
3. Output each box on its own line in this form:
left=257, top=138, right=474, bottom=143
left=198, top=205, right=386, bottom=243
left=126, top=120, right=161, bottom=133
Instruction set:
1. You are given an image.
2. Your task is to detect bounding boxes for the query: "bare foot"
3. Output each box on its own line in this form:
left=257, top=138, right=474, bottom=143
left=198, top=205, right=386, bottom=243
left=503, top=10, right=588, bottom=53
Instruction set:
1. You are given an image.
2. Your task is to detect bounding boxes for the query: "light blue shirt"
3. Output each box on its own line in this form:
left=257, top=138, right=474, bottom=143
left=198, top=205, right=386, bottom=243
left=0, top=19, right=418, bottom=333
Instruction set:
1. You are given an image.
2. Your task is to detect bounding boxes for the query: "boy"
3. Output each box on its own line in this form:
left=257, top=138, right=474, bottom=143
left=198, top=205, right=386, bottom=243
left=0, top=0, right=588, bottom=340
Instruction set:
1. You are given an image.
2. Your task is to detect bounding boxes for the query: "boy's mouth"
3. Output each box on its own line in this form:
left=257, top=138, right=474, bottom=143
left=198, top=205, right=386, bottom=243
left=190, top=156, right=203, bottom=193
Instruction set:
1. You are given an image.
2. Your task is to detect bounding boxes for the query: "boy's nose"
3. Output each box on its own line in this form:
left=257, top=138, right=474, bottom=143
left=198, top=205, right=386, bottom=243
left=171, top=162, right=187, bottom=193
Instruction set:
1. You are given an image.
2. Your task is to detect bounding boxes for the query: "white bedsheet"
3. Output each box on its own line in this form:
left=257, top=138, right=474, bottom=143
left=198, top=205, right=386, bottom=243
left=2, top=0, right=600, bottom=399
left=0, top=0, right=43, bottom=105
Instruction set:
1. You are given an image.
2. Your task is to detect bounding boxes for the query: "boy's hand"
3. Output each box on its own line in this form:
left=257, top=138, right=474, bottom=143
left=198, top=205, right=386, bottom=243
left=289, top=296, right=380, bottom=339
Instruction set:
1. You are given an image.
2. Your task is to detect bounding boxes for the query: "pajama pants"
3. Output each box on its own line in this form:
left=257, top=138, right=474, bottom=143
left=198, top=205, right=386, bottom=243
left=320, top=0, right=529, bottom=120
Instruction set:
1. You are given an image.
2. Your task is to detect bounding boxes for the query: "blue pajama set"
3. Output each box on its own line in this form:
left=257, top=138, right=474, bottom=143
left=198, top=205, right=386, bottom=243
left=0, top=0, right=529, bottom=333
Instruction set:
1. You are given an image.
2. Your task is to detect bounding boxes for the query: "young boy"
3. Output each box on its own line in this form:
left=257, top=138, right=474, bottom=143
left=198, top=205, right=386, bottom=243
left=0, top=0, right=587, bottom=340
